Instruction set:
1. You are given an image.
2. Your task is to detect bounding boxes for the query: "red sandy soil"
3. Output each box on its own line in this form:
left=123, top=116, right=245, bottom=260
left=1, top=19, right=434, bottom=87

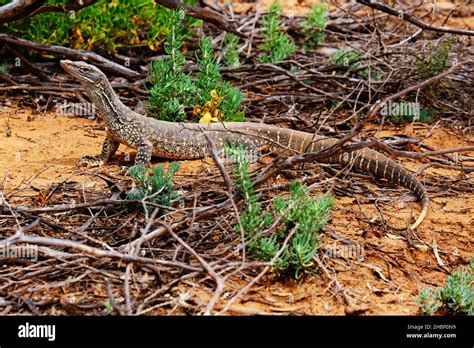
left=1, top=107, right=472, bottom=315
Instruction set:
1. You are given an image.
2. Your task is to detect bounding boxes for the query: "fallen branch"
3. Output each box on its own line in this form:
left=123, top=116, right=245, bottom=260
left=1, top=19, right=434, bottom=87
left=155, top=0, right=246, bottom=38
left=0, top=0, right=98, bottom=23
left=0, top=0, right=44, bottom=23
left=0, top=34, right=141, bottom=79
left=357, top=0, right=474, bottom=36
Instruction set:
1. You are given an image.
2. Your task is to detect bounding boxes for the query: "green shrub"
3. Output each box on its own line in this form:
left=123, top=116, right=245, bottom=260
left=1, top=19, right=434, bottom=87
left=226, top=144, right=274, bottom=237
left=147, top=8, right=196, bottom=121
left=330, top=49, right=361, bottom=69
left=193, top=36, right=244, bottom=122
left=0, top=0, right=199, bottom=52
left=228, top=144, right=334, bottom=278
left=147, top=12, right=244, bottom=122
left=223, top=33, right=241, bottom=68
left=272, top=182, right=334, bottom=278
left=259, top=2, right=296, bottom=63
left=415, top=40, right=453, bottom=79
left=127, top=162, right=180, bottom=216
left=418, top=261, right=473, bottom=316
left=302, top=3, right=327, bottom=46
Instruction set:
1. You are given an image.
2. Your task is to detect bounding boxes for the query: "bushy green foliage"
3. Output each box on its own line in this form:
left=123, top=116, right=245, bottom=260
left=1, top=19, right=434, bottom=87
left=0, top=0, right=74, bottom=46
left=127, top=162, right=180, bottom=216
left=415, top=40, right=453, bottom=79
left=330, top=49, right=361, bottom=69
left=330, top=48, right=382, bottom=80
left=228, top=145, right=334, bottom=278
left=193, top=36, right=244, bottom=121
left=223, top=33, right=241, bottom=68
left=418, top=261, right=473, bottom=316
left=267, top=182, right=334, bottom=278
left=147, top=13, right=244, bottom=122
left=147, top=8, right=195, bottom=121
left=302, top=3, right=327, bottom=46
left=259, top=2, right=296, bottom=63
left=194, top=36, right=221, bottom=102
left=418, top=288, right=438, bottom=315
left=218, top=83, right=245, bottom=122
left=226, top=144, right=274, bottom=236
left=0, top=0, right=198, bottom=52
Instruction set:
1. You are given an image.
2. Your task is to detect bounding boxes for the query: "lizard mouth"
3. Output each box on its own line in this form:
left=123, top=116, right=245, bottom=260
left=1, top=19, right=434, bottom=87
left=60, top=60, right=101, bottom=84
left=60, top=60, right=80, bottom=75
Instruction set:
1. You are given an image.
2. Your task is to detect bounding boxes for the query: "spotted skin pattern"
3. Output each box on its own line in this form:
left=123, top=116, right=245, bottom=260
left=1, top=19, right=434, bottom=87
left=60, top=60, right=429, bottom=229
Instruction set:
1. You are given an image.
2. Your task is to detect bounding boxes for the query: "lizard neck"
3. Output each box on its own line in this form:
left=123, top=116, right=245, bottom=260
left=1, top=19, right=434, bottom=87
left=86, top=80, right=131, bottom=125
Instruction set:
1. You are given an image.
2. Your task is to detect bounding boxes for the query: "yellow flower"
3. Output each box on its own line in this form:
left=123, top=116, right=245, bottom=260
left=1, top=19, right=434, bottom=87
left=199, top=111, right=219, bottom=123
left=210, top=89, right=222, bottom=104
left=192, top=105, right=202, bottom=118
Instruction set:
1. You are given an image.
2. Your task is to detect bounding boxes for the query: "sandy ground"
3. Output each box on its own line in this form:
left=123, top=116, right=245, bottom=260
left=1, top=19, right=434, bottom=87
left=0, top=107, right=472, bottom=315
left=0, top=0, right=472, bottom=316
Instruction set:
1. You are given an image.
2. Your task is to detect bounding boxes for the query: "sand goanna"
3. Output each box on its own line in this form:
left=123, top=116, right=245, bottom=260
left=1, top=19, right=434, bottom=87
left=60, top=60, right=429, bottom=229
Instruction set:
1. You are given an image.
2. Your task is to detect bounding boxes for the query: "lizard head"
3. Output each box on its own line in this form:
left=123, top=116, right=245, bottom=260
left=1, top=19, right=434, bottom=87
left=60, top=60, right=105, bottom=86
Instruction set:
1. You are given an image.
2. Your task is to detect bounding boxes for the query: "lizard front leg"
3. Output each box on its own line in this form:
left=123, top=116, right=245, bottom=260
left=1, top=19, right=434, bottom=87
left=79, top=135, right=119, bottom=167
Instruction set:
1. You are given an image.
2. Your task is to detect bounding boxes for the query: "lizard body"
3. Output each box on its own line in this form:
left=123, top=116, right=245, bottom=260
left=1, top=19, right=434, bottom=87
left=60, top=60, right=429, bottom=229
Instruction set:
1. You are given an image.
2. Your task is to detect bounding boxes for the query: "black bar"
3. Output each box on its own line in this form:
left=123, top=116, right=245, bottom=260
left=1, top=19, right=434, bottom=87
left=0, top=315, right=471, bottom=346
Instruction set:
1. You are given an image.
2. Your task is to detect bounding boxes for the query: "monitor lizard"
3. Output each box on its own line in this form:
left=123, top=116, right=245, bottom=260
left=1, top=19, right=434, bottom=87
left=60, top=60, right=429, bottom=229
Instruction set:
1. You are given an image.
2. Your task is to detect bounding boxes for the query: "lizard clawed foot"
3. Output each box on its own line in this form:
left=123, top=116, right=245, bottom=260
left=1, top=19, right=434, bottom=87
left=78, top=156, right=105, bottom=168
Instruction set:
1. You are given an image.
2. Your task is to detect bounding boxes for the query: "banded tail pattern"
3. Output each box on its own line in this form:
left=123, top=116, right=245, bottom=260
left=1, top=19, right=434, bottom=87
left=226, top=123, right=429, bottom=229
left=330, top=147, right=429, bottom=229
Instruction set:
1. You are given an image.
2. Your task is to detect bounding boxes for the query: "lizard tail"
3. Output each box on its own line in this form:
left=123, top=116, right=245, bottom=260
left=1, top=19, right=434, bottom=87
left=230, top=124, right=430, bottom=229
left=330, top=148, right=429, bottom=230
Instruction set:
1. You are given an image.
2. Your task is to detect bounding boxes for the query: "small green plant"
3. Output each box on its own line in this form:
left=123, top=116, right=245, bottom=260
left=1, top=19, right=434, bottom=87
left=147, top=8, right=196, bottom=121
left=330, top=48, right=382, bottom=79
left=0, top=0, right=200, bottom=52
left=418, top=261, right=473, bottom=316
left=330, top=49, right=361, bottom=69
left=259, top=2, right=296, bottom=63
left=418, top=288, right=438, bottom=315
left=415, top=40, right=453, bottom=79
left=272, top=182, right=334, bottom=278
left=218, top=83, right=245, bottom=122
left=228, top=144, right=334, bottom=278
left=223, top=33, right=241, bottom=68
left=302, top=3, right=327, bottom=46
left=415, top=39, right=454, bottom=97
left=127, top=162, right=180, bottom=216
left=103, top=300, right=114, bottom=314
left=226, top=144, right=274, bottom=236
left=193, top=36, right=244, bottom=121
left=147, top=13, right=244, bottom=122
